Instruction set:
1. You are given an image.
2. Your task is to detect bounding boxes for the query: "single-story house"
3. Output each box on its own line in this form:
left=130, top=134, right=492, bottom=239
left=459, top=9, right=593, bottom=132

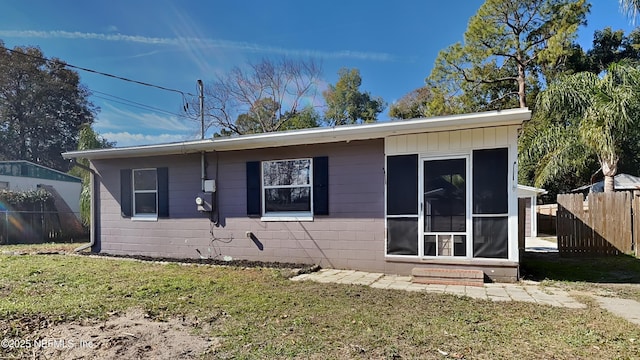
left=0, top=160, right=82, bottom=217
left=62, top=108, right=531, bottom=282
left=572, top=173, right=640, bottom=194
left=517, top=184, right=547, bottom=238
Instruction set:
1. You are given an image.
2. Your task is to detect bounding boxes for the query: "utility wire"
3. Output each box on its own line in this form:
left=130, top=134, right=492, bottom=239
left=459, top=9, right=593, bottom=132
left=0, top=45, right=197, bottom=98
left=93, top=90, right=188, bottom=118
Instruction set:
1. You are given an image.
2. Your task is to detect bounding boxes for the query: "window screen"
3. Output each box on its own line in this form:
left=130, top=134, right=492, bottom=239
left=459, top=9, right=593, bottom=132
left=473, top=148, right=508, bottom=214
left=387, top=217, right=418, bottom=255
left=386, top=155, right=418, bottom=216
left=473, top=217, right=508, bottom=258
left=424, top=158, right=466, bottom=232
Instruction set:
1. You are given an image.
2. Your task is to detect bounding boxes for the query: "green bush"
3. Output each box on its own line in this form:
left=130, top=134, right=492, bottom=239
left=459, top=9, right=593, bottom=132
left=0, top=189, right=53, bottom=211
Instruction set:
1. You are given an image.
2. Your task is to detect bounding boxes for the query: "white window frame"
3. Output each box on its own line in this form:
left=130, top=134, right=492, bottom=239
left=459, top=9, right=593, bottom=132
left=260, top=158, right=313, bottom=222
left=132, top=168, right=158, bottom=221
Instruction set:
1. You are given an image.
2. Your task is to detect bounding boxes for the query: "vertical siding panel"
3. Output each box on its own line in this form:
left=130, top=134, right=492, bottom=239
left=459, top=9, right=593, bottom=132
left=472, top=128, right=484, bottom=147
left=495, top=126, right=509, bottom=146
left=385, top=136, right=397, bottom=154
left=483, top=128, right=496, bottom=147
left=417, top=133, right=429, bottom=153
left=427, top=133, right=438, bottom=151
left=406, top=134, right=418, bottom=152
left=460, top=129, right=472, bottom=149
left=396, top=135, right=407, bottom=153
left=449, top=130, right=461, bottom=150
left=438, top=132, right=450, bottom=152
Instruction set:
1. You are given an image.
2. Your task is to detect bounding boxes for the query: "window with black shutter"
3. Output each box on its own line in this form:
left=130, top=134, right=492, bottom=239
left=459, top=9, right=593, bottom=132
left=120, top=167, right=169, bottom=219
left=246, top=157, right=328, bottom=220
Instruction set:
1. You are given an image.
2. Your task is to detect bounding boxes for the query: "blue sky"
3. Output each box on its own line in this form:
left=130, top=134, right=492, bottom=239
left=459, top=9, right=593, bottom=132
left=0, top=1, right=637, bottom=147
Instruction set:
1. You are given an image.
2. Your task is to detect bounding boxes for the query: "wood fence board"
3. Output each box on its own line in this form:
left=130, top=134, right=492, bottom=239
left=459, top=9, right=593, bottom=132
left=557, top=192, right=634, bottom=257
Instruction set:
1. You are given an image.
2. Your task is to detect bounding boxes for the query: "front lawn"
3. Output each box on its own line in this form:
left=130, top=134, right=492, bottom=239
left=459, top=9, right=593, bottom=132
left=521, top=252, right=640, bottom=302
left=1, top=251, right=639, bottom=359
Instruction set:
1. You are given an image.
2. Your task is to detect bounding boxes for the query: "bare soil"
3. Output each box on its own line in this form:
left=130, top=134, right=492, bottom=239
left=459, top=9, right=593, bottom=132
left=32, top=309, right=217, bottom=359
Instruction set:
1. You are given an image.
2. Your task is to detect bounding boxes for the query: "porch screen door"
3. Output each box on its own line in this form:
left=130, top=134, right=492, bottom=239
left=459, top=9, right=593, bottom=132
left=423, top=158, right=467, bottom=257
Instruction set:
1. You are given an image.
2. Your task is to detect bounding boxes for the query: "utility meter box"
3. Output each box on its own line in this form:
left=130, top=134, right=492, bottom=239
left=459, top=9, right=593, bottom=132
left=195, top=192, right=213, bottom=212
left=204, top=179, right=216, bottom=193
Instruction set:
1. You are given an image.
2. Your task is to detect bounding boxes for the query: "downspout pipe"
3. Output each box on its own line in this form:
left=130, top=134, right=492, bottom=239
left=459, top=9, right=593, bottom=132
left=70, top=159, right=95, bottom=252
left=198, top=79, right=206, bottom=192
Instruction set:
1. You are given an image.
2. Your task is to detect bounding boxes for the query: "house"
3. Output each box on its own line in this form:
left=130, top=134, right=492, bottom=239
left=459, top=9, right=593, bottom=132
left=62, top=108, right=530, bottom=282
left=0, top=160, right=82, bottom=218
left=572, top=173, right=640, bottom=194
left=517, top=184, right=547, bottom=238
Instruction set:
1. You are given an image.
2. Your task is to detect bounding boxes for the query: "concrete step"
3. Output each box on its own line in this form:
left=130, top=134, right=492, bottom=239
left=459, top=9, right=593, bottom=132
left=411, top=267, right=485, bottom=287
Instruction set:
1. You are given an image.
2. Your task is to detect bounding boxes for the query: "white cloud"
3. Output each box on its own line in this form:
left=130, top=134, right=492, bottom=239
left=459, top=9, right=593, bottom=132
left=93, top=104, right=202, bottom=146
left=0, top=29, right=395, bottom=61
left=100, top=131, right=196, bottom=147
left=97, top=103, right=194, bottom=132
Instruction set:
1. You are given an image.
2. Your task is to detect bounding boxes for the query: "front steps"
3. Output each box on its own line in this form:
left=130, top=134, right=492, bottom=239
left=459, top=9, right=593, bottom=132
left=411, top=267, right=485, bottom=287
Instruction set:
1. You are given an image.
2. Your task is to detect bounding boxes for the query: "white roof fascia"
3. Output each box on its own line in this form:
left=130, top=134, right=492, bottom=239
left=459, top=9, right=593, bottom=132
left=63, top=108, right=530, bottom=160
left=517, top=184, right=548, bottom=197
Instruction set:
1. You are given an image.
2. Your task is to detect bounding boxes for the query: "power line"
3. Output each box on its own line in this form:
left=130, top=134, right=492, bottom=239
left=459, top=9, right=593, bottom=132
left=93, top=90, right=190, bottom=118
left=0, top=45, right=197, bottom=98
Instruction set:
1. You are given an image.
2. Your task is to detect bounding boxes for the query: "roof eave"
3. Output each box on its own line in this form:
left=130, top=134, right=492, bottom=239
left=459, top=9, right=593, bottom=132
left=63, top=108, right=530, bottom=160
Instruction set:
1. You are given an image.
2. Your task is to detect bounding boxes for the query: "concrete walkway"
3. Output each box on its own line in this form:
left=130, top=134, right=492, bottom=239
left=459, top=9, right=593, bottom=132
left=291, top=269, right=585, bottom=309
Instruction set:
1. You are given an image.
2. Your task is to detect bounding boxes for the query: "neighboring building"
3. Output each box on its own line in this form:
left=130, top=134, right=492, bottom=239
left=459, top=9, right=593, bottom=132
left=63, top=108, right=530, bottom=282
left=0, top=160, right=82, bottom=217
left=517, top=184, right=547, bottom=238
left=572, top=173, right=640, bottom=194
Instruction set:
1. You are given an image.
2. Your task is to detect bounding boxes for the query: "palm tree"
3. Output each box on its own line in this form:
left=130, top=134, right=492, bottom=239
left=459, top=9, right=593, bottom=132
left=620, top=0, right=640, bottom=23
left=530, top=62, right=640, bottom=192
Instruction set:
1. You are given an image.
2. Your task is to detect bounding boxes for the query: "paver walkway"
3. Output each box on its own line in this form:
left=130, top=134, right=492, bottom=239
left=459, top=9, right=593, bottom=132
left=292, top=269, right=585, bottom=308
left=293, top=269, right=640, bottom=325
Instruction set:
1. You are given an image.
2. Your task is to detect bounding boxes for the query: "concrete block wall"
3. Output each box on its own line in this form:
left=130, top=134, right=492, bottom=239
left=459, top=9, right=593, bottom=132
left=92, top=139, right=388, bottom=272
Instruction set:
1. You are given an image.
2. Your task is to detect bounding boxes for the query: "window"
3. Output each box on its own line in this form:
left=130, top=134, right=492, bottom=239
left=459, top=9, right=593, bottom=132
left=120, top=167, right=169, bottom=219
left=263, top=159, right=312, bottom=214
left=133, top=169, right=158, bottom=217
left=246, top=157, right=328, bottom=220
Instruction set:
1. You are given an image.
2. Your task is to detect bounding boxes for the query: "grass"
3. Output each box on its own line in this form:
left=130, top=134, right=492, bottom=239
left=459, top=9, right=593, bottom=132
left=521, top=251, right=640, bottom=302
left=1, top=250, right=640, bottom=359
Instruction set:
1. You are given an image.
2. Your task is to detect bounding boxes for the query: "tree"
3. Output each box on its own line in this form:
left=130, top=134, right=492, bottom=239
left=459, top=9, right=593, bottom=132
left=0, top=41, right=97, bottom=171
left=519, top=27, right=640, bottom=193
left=323, top=68, right=385, bottom=126
left=68, top=124, right=114, bottom=225
left=525, top=62, right=640, bottom=192
left=388, top=87, right=432, bottom=119
left=425, top=0, right=589, bottom=114
left=199, top=57, right=322, bottom=135
left=620, top=0, right=640, bottom=23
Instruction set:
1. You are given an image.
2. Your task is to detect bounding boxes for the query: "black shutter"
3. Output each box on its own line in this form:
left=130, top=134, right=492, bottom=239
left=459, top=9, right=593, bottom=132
left=157, top=167, right=169, bottom=217
left=313, top=156, right=329, bottom=215
left=120, top=169, right=132, bottom=217
left=246, top=161, right=261, bottom=216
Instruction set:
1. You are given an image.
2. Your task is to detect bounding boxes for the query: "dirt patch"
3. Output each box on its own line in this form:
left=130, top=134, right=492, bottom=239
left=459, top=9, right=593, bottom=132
left=33, top=310, right=218, bottom=359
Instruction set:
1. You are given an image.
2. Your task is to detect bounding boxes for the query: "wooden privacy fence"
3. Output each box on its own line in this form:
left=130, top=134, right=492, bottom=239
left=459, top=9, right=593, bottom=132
left=557, top=192, right=637, bottom=257
left=0, top=210, right=86, bottom=245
